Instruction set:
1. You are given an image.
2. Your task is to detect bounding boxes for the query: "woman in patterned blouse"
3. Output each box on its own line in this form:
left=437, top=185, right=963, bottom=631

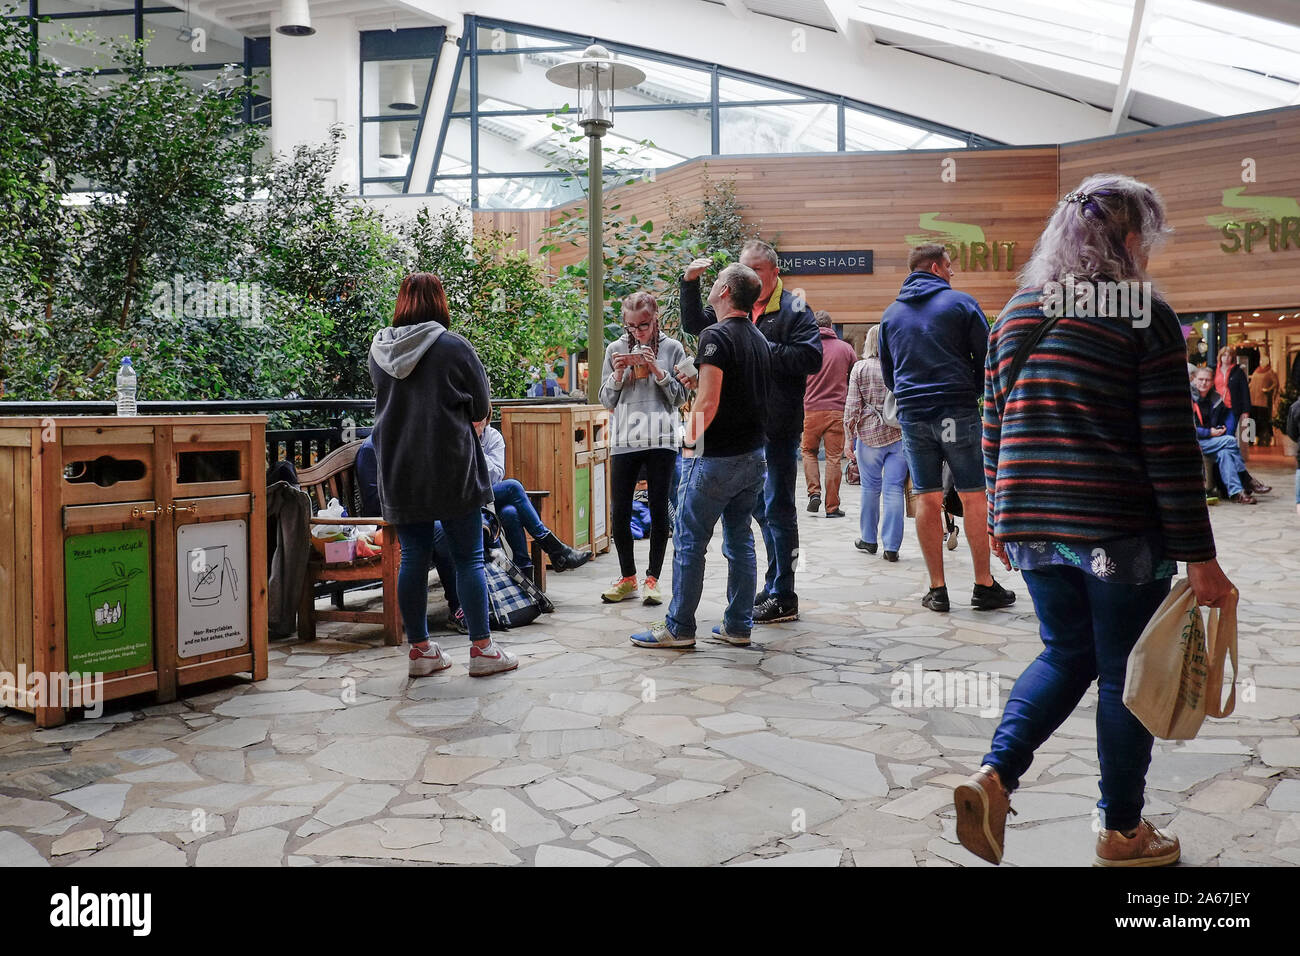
left=955, top=173, right=1236, bottom=869
left=844, top=325, right=909, bottom=560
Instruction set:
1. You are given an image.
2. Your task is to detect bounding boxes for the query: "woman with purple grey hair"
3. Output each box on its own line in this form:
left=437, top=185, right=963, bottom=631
left=956, top=174, right=1236, bottom=867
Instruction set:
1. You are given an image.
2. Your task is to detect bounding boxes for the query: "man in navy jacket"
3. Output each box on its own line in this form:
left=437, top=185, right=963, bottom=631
left=681, top=240, right=822, bottom=623
left=880, top=244, right=1014, bottom=614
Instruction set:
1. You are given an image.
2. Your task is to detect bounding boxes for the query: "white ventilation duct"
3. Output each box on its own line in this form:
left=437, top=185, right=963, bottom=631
left=389, top=63, right=418, bottom=111
left=276, top=0, right=315, bottom=37
left=379, top=123, right=403, bottom=159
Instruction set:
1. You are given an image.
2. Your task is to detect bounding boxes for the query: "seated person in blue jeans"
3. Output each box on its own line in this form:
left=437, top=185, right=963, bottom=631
left=1192, top=367, right=1256, bottom=504
left=879, top=243, right=1016, bottom=613
left=474, top=418, right=591, bottom=577
left=359, top=432, right=589, bottom=632
left=631, top=262, right=771, bottom=649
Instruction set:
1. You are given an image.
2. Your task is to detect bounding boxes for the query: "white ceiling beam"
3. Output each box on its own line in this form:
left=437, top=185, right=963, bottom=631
left=209, top=0, right=388, bottom=20
left=721, top=0, right=754, bottom=21
left=825, top=0, right=875, bottom=51
left=353, top=12, right=439, bottom=30
left=1109, top=0, right=1149, bottom=133
left=386, top=0, right=462, bottom=33
left=184, top=1, right=254, bottom=33
left=205, top=0, right=277, bottom=17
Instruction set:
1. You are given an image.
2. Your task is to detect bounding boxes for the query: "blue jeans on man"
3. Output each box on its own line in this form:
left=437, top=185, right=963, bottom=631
left=1198, top=435, right=1246, bottom=496
left=982, top=567, right=1171, bottom=831
left=755, top=434, right=800, bottom=599
left=665, top=451, right=767, bottom=638
left=898, top=407, right=985, bottom=494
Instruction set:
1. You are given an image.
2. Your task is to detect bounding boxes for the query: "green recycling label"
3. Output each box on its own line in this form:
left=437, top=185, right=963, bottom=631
left=65, top=530, right=153, bottom=673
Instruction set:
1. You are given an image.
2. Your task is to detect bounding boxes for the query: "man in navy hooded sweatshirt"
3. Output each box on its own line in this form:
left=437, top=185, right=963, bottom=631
left=879, top=244, right=1015, bottom=614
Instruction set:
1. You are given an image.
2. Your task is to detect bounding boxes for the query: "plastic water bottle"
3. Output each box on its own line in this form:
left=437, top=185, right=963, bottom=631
left=115, top=357, right=137, bottom=416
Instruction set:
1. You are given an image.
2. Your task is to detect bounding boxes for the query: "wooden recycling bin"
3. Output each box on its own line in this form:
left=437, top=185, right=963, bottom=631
left=589, top=408, right=611, bottom=556
left=0, top=416, right=268, bottom=727
left=499, top=404, right=611, bottom=560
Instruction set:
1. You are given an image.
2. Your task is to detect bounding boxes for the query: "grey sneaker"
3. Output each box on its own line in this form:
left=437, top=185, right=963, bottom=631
left=468, top=642, right=519, bottom=677
left=710, top=624, right=751, bottom=647
left=409, top=642, right=453, bottom=678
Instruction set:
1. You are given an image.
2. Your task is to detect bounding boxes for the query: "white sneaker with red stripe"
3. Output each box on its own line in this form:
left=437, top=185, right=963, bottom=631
left=408, top=641, right=452, bottom=677
left=469, top=641, right=519, bottom=677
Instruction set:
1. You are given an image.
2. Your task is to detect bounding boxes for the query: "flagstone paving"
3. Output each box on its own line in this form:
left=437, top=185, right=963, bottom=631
left=2, top=464, right=1298, bottom=866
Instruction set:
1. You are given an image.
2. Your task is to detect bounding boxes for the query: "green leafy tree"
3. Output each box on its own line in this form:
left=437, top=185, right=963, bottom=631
left=245, top=128, right=404, bottom=400
left=0, top=31, right=595, bottom=405
left=1, top=26, right=265, bottom=399
left=402, top=207, right=584, bottom=398
left=541, top=152, right=768, bottom=353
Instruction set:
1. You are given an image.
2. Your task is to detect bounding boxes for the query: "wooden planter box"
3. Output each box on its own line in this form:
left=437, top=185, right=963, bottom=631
left=0, top=416, right=268, bottom=727
left=498, top=404, right=611, bottom=559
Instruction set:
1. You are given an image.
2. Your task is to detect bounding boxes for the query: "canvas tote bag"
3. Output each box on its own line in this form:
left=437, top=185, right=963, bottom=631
left=1123, top=580, right=1239, bottom=740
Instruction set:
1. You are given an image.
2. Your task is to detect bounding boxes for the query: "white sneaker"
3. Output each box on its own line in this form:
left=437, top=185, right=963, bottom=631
left=409, top=642, right=452, bottom=677
left=469, top=641, right=519, bottom=677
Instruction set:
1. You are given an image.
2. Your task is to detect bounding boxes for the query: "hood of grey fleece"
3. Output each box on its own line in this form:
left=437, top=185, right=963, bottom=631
left=370, top=322, right=445, bottom=380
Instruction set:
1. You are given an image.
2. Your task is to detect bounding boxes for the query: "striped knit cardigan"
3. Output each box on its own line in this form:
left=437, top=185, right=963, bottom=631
left=983, top=287, right=1216, bottom=563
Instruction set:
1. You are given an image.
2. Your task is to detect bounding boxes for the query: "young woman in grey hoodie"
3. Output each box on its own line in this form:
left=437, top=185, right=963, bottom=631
left=598, top=292, right=689, bottom=606
left=368, top=273, right=517, bottom=679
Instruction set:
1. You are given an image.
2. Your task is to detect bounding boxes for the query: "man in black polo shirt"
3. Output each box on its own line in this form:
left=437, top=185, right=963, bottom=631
left=681, top=240, right=821, bottom=624
left=631, top=263, right=771, bottom=649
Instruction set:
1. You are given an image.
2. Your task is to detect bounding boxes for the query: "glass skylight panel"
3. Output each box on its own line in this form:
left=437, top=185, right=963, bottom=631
left=603, top=53, right=713, bottom=106
left=854, top=0, right=1131, bottom=83
left=1140, top=0, right=1300, bottom=112
left=718, top=74, right=807, bottom=102
left=844, top=106, right=965, bottom=151
left=720, top=102, right=838, bottom=154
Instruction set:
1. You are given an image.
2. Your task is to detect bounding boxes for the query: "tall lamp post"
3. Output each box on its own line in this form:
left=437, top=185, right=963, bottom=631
left=546, top=46, right=645, bottom=391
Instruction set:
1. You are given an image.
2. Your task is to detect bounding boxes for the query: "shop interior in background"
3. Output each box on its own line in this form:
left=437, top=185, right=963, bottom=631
left=1186, top=309, right=1300, bottom=456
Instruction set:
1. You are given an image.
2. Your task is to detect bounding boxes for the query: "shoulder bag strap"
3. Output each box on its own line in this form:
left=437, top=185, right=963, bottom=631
left=1004, top=314, right=1064, bottom=399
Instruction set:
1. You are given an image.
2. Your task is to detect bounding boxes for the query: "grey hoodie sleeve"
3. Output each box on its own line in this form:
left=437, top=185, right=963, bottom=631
left=599, top=342, right=625, bottom=410
left=652, top=338, right=688, bottom=407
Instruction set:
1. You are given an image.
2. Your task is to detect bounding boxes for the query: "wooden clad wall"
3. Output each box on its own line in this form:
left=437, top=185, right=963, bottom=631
left=1060, top=108, right=1300, bottom=313
left=474, top=209, right=553, bottom=259
left=542, top=150, right=1061, bottom=324
left=470, top=104, right=1300, bottom=323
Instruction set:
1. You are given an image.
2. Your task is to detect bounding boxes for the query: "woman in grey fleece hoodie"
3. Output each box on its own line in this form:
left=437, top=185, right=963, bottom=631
left=369, top=273, right=516, bottom=679
left=598, top=292, right=689, bottom=605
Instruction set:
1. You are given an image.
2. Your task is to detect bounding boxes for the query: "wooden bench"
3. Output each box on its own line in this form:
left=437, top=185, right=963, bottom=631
left=295, top=441, right=551, bottom=646
left=296, top=441, right=402, bottom=645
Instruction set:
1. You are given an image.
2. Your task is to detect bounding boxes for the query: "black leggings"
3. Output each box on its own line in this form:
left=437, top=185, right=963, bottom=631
left=610, top=448, right=677, bottom=579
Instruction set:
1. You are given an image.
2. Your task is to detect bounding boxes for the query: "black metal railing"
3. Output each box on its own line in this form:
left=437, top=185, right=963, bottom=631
left=0, top=396, right=581, bottom=468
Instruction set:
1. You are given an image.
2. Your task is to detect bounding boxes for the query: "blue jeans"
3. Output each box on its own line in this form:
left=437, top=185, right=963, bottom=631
left=857, top=438, right=908, bottom=551
left=755, top=434, right=799, bottom=599
left=396, top=510, right=490, bottom=643
left=670, top=452, right=683, bottom=512
left=1295, top=468, right=1300, bottom=505
left=430, top=522, right=458, bottom=612
left=1198, top=435, right=1245, bottom=496
left=666, top=450, right=766, bottom=638
left=898, top=408, right=984, bottom=494
left=493, top=478, right=548, bottom=570
left=983, top=567, right=1171, bottom=831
